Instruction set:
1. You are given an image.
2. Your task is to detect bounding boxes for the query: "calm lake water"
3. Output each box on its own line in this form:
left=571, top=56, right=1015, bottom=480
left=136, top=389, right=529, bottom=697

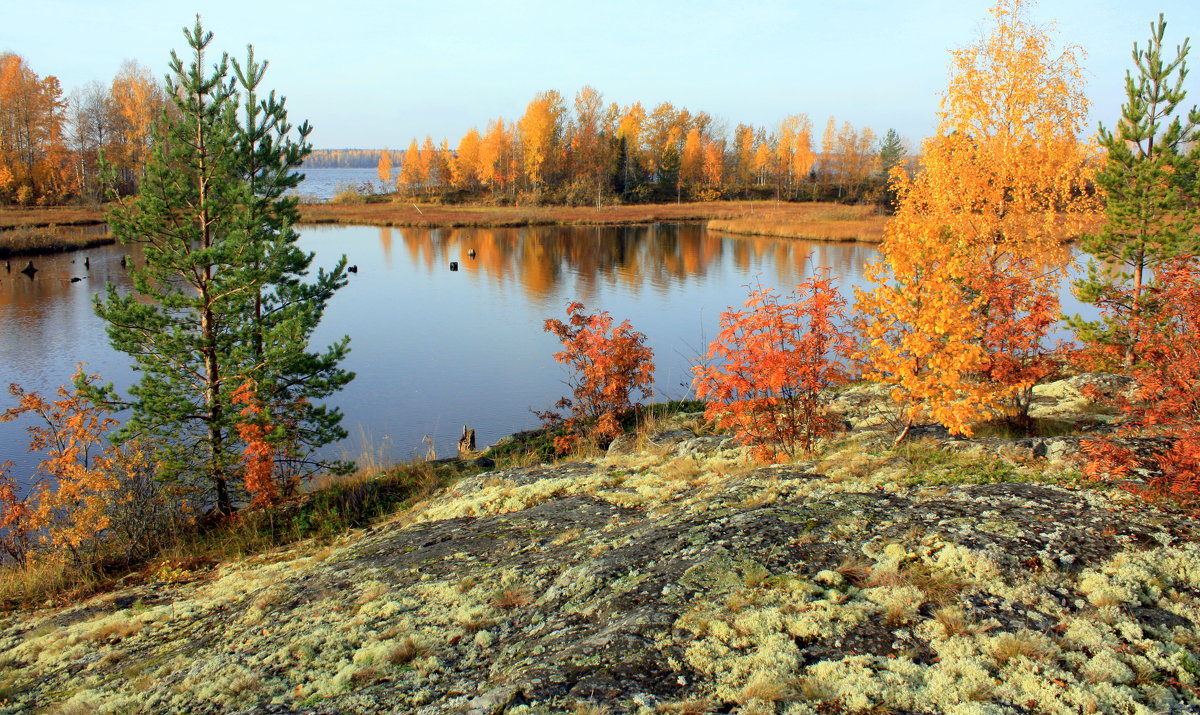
left=0, top=224, right=1093, bottom=486
left=296, top=167, right=388, bottom=202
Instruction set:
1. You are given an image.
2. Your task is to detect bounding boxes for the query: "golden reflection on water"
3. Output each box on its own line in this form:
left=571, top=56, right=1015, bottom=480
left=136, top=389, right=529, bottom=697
left=385, top=223, right=873, bottom=304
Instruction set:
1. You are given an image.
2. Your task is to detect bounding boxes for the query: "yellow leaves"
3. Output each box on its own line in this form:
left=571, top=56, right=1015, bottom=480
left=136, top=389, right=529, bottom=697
left=857, top=1, right=1092, bottom=440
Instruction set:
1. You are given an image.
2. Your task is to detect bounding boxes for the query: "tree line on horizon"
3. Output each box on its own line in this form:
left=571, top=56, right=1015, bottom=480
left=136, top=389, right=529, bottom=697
left=0, top=44, right=909, bottom=210
left=355, top=97, right=906, bottom=206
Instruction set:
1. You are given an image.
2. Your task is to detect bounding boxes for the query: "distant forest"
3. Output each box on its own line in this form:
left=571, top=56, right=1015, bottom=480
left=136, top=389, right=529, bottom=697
left=309, top=87, right=912, bottom=206
left=304, top=150, right=400, bottom=169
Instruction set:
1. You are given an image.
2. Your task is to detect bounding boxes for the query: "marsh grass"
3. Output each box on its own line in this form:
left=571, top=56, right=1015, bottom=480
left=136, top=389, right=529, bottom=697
left=708, top=204, right=886, bottom=243
left=0, top=226, right=113, bottom=257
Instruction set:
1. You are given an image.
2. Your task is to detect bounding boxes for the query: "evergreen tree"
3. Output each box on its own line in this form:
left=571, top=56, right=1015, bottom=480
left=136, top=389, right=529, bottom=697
left=876, top=128, right=907, bottom=211
left=94, top=19, right=352, bottom=514
left=877, top=128, right=906, bottom=177
left=1073, top=14, right=1200, bottom=366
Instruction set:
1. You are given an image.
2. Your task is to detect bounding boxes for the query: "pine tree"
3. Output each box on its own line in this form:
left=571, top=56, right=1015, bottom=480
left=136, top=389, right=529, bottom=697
left=877, top=129, right=905, bottom=177
left=94, top=19, right=352, bottom=514
left=1072, top=14, right=1200, bottom=367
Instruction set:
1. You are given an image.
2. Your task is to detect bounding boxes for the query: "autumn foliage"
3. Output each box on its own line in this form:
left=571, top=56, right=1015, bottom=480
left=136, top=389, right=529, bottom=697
left=694, top=271, right=854, bottom=461
left=1083, top=257, right=1200, bottom=509
left=0, top=371, right=119, bottom=566
left=233, top=380, right=283, bottom=508
left=856, top=0, right=1096, bottom=441
left=543, top=302, right=655, bottom=452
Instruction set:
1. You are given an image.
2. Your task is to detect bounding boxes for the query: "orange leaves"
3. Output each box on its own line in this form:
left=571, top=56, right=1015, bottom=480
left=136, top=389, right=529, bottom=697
left=0, top=369, right=120, bottom=565
left=543, top=302, right=655, bottom=452
left=0, top=465, right=32, bottom=565
left=694, top=270, right=854, bottom=461
left=232, top=380, right=278, bottom=509
left=1084, top=258, right=1200, bottom=510
left=855, top=0, right=1094, bottom=441
left=518, top=91, right=564, bottom=188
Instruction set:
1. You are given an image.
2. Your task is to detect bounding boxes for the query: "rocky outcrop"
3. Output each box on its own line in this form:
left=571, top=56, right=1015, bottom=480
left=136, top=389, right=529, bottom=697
left=0, top=376, right=1197, bottom=714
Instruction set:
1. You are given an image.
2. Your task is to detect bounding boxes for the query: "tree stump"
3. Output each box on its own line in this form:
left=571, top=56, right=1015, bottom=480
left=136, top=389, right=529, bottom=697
left=457, top=425, right=476, bottom=457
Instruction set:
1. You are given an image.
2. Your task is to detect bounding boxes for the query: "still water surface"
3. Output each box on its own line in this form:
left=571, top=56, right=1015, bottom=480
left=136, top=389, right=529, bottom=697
left=0, top=223, right=1090, bottom=485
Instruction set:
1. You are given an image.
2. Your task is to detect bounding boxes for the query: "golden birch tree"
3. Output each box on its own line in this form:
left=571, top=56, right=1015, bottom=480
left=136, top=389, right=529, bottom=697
left=856, top=0, right=1098, bottom=440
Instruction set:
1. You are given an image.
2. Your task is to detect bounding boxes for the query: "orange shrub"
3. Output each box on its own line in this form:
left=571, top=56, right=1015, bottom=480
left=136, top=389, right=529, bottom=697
left=1083, top=257, right=1200, bottom=509
left=694, top=269, right=855, bottom=461
left=0, top=370, right=120, bottom=566
left=232, top=380, right=281, bottom=508
left=543, top=302, right=655, bottom=452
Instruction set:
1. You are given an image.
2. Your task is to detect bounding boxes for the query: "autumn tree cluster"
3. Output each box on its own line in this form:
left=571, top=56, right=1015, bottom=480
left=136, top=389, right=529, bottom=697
left=385, top=87, right=897, bottom=206
left=557, top=3, right=1200, bottom=517
left=0, top=54, right=166, bottom=205
left=0, top=22, right=351, bottom=576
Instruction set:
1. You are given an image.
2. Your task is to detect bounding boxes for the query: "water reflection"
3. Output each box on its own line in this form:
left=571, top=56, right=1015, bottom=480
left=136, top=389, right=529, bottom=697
left=361, top=223, right=878, bottom=305
left=1, top=223, right=1092, bottom=487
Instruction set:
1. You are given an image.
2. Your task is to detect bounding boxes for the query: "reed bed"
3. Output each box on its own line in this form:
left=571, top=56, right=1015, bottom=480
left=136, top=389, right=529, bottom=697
left=0, top=227, right=114, bottom=258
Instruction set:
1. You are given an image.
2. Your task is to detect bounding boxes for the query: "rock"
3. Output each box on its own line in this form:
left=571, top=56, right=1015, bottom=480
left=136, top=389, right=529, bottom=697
left=465, top=685, right=524, bottom=714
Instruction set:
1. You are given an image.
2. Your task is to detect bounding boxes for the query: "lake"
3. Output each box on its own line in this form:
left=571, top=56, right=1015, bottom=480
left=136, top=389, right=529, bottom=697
left=0, top=223, right=1093, bottom=487
left=296, top=167, right=389, bottom=202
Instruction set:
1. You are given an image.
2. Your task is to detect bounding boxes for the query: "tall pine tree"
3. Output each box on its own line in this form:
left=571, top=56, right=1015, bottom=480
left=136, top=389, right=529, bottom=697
left=95, top=19, right=352, bottom=514
left=1073, top=14, right=1200, bottom=366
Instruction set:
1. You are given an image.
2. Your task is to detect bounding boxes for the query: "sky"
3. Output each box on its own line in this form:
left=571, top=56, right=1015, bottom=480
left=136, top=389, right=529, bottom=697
left=4, top=1, right=1200, bottom=150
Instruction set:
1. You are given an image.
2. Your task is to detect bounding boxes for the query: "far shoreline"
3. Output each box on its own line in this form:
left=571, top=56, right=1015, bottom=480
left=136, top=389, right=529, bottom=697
left=0, top=200, right=893, bottom=257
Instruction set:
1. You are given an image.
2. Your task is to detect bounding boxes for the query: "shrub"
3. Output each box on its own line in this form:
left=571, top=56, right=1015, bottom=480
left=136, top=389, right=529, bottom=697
left=693, top=269, right=854, bottom=461
left=542, top=302, right=655, bottom=452
left=1083, top=257, right=1200, bottom=509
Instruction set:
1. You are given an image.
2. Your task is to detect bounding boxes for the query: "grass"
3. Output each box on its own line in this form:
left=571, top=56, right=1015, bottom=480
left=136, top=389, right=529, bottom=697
left=0, top=205, right=107, bottom=230
left=0, top=226, right=114, bottom=258
left=298, top=199, right=889, bottom=235
left=707, top=203, right=887, bottom=242
left=0, top=400, right=705, bottom=611
left=0, top=458, right=474, bottom=610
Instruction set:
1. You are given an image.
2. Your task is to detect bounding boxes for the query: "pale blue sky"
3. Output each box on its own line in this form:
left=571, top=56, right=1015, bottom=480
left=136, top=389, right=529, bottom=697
left=4, top=1, right=1199, bottom=149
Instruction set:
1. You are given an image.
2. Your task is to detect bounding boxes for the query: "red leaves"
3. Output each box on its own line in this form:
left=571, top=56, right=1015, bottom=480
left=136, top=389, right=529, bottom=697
left=1084, top=257, right=1200, bottom=510
left=693, top=270, right=854, bottom=461
left=543, top=302, right=655, bottom=452
left=233, top=380, right=278, bottom=508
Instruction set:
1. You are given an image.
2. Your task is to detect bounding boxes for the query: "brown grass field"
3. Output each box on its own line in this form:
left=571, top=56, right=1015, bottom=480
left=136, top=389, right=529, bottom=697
left=0, top=200, right=1102, bottom=256
left=299, top=199, right=890, bottom=241
left=0, top=205, right=107, bottom=230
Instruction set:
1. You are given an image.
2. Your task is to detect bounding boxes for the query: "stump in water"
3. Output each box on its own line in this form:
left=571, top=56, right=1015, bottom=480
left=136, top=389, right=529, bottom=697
left=457, top=425, right=476, bottom=457
left=19, top=260, right=36, bottom=277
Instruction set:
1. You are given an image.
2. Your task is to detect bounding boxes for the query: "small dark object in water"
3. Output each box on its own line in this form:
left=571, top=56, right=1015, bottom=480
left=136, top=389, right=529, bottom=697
left=70, top=276, right=83, bottom=283
left=120, top=255, right=127, bottom=268
left=450, top=261, right=458, bottom=271
left=467, top=249, right=476, bottom=258
left=4, top=260, right=10, bottom=272
left=348, top=265, right=358, bottom=273
left=19, top=260, right=37, bottom=277
left=84, top=257, right=90, bottom=270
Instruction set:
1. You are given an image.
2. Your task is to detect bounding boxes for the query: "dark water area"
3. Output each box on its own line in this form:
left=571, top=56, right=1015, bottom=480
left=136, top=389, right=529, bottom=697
left=0, top=223, right=1095, bottom=488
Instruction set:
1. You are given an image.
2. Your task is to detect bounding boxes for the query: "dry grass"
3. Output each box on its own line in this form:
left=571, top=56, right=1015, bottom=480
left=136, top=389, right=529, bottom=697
left=835, top=555, right=874, bottom=586
left=0, top=226, right=113, bottom=258
left=991, top=631, right=1052, bottom=666
left=708, top=203, right=887, bottom=242
left=932, top=606, right=971, bottom=637
left=0, top=559, right=106, bottom=610
left=0, top=205, right=107, bottom=230
left=656, top=699, right=717, bottom=713
left=385, top=636, right=427, bottom=665
left=490, top=587, right=533, bottom=610
left=737, top=673, right=794, bottom=704
left=299, top=199, right=753, bottom=228
left=87, top=618, right=143, bottom=643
